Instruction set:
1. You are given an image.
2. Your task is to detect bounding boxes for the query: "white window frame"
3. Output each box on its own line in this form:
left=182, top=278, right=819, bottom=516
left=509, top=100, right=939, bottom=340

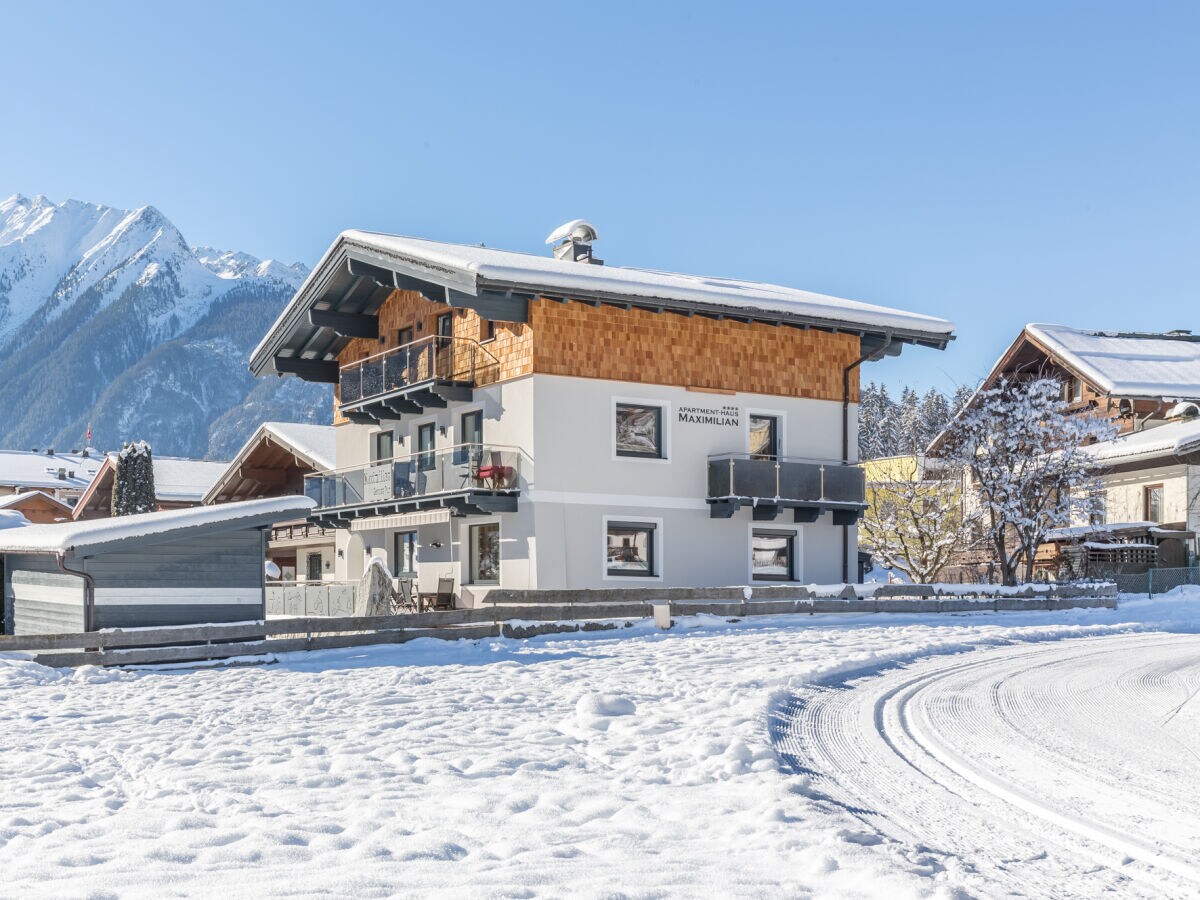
left=745, top=407, right=786, bottom=458
left=747, top=522, right=802, bottom=584
left=611, top=396, right=671, bottom=464
left=602, top=514, right=664, bottom=582
left=466, top=517, right=502, bottom=585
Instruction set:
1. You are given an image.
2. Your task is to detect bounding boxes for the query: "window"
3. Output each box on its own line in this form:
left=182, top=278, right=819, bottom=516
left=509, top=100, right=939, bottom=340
left=394, top=531, right=418, bottom=576
left=396, top=326, right=414, bottom=347
left=606, top=521, right=656, bottom=577
left=417, top=423, right=436, bottom=471
left=1145, top=484, right=1165, bottom=523
left=306, top=552, right=323, bottom=582
left=480, top=319, right=496, bottom=342
left=371, top=430, right=394, bottom=463
left=615, top=403, right=664, bottom=458
left=470, top=522, right=500, bottom=584
left=752, top=531, right=795, bottom=581
left=1063, top=376, right=1082, bottom=403
left=456, top=410, right=483, bottom=465
left=749, top=414, right=779, bottom=459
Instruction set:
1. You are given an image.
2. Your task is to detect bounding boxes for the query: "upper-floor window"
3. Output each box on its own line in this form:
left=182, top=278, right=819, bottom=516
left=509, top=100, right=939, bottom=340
left=480, top=319, right=496, bottom=343
left=1145, top=484, right=1165, bottom=523
left=417, top=423, right=436, bottom=471
left=749, top=414, right=779, bottom=459
left=1064, top=376, right=1082, bottom=403
left=371, top=430, right=394, bottom=463
left=397, top=326, right=414, bottom=347
left=615, top=403, right=664, bottom=458
left=456, top=410, right=483, bottom=465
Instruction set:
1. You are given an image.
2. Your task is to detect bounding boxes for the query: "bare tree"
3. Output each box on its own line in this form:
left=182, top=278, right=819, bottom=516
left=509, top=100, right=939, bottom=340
left=941, top=377, right=1114, bottom=585
left=861, top=456, right=979, bottom=583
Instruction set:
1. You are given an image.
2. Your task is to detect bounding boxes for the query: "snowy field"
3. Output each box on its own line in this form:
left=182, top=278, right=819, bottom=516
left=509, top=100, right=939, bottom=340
left=2, top=595, right=1199, bottom=898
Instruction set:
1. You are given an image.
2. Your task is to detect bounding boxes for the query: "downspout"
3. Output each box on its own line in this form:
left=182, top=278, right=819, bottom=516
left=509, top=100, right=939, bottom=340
left=57, top=551, right=95, bottom=633
left=841, top=333, right=895, bottom=583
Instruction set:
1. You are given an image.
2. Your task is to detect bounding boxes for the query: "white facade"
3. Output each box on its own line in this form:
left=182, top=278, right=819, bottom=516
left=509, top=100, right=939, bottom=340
left=330, top=373, right=858, bottom=602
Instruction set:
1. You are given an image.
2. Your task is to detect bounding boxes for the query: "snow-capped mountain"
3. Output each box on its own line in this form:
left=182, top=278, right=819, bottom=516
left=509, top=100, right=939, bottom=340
left=0, top=194, right=330, bottom=458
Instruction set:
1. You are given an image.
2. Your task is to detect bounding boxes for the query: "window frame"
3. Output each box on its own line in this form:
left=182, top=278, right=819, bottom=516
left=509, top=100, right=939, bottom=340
left=456, top=408, right=483, bottom=465
left=371, top=430, right=394, bottom=463
left=750, top=528, right=797, bottom=582
left=747, top=411, right=783, bottom=460
left=1144, top=483, right=1165, bottom=523
left=416, top=422, right=437, bottom=472
left=394, top=530, right=418, bottom=577
left=612, top=398, right=669, bottom=462
left=468, top=520, right=501, bottom=585
left=602, top=516, right=663, bottom=581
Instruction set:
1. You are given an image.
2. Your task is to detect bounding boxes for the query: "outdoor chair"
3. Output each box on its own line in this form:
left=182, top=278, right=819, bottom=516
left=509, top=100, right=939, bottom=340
left=419, top=577, right=456, bottom=611
left=391, top=578, right=418, bottom=614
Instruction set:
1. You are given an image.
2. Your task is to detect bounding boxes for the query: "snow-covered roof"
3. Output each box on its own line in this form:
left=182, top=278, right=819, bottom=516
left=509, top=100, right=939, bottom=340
left=0, top=449, right=102, bottom=491
left=1026, top=324, right=1200, bottom=399
left=0, top=496, right=315, bottom=554
left=0, top=491, right=72, bottom=511
left=252, top=230, right=954, bottom=374
left=1084, top=418, right=1200, bottom=466
left=148, top=457, right=229, bottom=502
left=261, top=422, right=336, bottom=471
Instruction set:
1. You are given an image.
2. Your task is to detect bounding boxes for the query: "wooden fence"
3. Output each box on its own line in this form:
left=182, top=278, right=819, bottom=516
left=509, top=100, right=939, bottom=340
left=0, top=588, right=1119, bottom=669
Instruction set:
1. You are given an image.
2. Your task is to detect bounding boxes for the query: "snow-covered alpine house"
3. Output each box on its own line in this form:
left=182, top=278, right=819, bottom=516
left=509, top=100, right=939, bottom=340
left=250, top=224, right=953, bottom=602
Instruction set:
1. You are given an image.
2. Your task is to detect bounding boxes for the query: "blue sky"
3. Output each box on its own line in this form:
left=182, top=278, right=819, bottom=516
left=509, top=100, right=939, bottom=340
left=3, top=1, right=1197, bottom=393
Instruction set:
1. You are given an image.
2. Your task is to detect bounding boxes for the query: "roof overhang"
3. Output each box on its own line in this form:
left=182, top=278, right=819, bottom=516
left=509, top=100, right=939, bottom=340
left=250, top=234, right=953, bottom=381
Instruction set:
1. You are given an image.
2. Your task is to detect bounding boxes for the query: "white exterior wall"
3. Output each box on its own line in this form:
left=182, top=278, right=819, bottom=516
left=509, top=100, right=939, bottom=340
left=330, top=372, right=857, bottom=598
left=1102, top=463, right=1189, bottom=526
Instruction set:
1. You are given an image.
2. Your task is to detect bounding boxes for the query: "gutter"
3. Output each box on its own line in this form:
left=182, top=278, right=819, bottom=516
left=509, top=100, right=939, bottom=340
left=56, top=551, right=95, bottom=633
left=840, top=333, right=895, bottom=582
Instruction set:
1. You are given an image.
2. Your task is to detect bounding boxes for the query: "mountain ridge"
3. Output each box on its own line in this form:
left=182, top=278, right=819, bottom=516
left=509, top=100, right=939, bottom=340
left=0, top=194, right=330, bottom=459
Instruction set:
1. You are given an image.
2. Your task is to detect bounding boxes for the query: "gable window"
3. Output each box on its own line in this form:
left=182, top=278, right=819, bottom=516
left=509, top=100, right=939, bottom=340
left=606, top=521, right=657, bottom=577
left=469, top=522, right=500, bottom=584
left=749, top=415, right=780, bottom=459
left=1145, top=484, right=1165, bottom=523
left=752, top=530, right=795, bottom=581
left=417, top=423, right=436, bottom=471
left=371, top=430, right=394, bottom=463
left=615, top=403, right=664, bottom=458
left=394, top=530, right=418, bottom=576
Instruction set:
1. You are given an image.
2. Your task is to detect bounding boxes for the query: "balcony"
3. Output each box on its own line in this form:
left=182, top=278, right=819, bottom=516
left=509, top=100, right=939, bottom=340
left=338, top=335, right=500, bottom=424
left=706, top=453, right=866, bottom=524
left=305, top=443, right=521, bottom=526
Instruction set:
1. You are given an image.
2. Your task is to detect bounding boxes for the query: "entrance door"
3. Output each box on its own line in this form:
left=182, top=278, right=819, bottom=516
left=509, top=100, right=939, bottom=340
left=306, top=552, right=323, bottom=582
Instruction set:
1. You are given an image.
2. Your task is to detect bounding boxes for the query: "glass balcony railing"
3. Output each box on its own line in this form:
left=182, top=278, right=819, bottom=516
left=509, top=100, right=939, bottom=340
left=338, top=335, right=501, bottom=407
left=304, top=443, right=521, bottom=512
left=707, top=452, right=866, bottom=506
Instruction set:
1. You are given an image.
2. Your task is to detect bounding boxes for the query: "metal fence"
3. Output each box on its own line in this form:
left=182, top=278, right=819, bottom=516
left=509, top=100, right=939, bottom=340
left=1114, top=566, right=1200, bottom=597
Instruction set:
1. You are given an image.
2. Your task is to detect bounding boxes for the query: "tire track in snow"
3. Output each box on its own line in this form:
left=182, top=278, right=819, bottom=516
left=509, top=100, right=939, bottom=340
left=775, top=632, right=1200, bottom=897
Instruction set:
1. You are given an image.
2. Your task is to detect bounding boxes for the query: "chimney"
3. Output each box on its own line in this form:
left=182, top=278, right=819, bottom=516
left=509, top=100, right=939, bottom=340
left=45, top=448, right=54, bottom=456
left=545, top=219, right=603, bottom=265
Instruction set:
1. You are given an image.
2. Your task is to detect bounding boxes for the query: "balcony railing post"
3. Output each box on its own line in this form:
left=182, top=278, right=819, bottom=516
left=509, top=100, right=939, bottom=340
left=774, top=458, right=781, bottom=499
left=728, top=456, right=734, bottom=496
left=819, top=464, right=826, bottom=501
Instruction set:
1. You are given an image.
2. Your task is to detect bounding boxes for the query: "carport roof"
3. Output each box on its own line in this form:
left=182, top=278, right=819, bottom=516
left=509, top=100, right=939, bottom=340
left=0, top=496, right=315, bottom=555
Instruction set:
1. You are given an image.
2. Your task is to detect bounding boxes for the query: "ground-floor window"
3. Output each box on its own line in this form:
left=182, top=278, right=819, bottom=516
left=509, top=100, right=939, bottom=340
left=306, top=552, right=323, bottom=582
left=752, top=530, right=795, bottom=581
left=470, top=522, right=500, bottom=584
left=606, top=521, right=657, bottom=577
left=394, top=530, right=418, bottom=576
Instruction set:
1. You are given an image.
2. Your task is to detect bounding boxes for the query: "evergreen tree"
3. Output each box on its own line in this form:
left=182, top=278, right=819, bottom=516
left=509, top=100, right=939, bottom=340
left=874, top=383, right=898, bottom=458
left=858, top=383, right=884, bottom=460
left=896, top=388, right=923, bottom=454
left=112, top=440, right=156, bottom=516
left=918, top=388, right=952, bottom=451
left=950, top=384, right=975, bottom=416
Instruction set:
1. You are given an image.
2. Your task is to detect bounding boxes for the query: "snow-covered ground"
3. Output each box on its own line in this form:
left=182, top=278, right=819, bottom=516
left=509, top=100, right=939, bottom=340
left=2, top=594, right=1199, bottom=897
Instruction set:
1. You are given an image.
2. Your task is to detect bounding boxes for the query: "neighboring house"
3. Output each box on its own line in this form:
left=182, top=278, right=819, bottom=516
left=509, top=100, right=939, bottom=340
left=1, top=496, right=315, bottom=634
left=0, top=448, right=103, bottom=505
left=250, top=225, right=952, bottom=602
left=204, top=422, right=338, bottom=582
left=72, top=455, right=228, bottom=519
left=0, top=491, right=74, bottom=525
left=933, top=323, right=1200, bottom=579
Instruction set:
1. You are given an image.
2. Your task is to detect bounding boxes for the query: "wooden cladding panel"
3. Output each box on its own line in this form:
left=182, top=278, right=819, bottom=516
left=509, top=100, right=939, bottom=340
left=530, top=300, right=862, bottom=402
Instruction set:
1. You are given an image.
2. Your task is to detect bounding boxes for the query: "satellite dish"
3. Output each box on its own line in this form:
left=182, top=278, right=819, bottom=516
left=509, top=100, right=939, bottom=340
left=545, top=219, right=599, bottom=246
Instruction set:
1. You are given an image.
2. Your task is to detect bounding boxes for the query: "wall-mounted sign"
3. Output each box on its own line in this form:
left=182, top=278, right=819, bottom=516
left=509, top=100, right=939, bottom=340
left=678, top=404, right=740, bottom=427
left=364, top=463, right=393, bottom=503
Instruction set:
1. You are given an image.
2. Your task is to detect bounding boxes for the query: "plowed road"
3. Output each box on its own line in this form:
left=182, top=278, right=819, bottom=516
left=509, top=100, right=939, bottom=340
left=775, top=632, right=1200, bottom=897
